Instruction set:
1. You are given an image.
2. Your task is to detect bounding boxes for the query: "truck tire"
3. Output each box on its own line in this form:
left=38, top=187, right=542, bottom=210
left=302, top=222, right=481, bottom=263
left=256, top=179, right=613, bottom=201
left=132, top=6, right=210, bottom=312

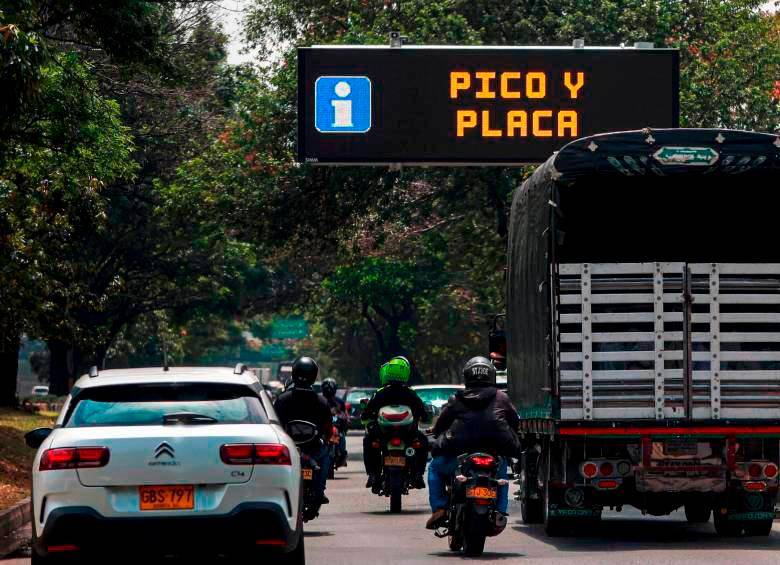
left=713, top=511, right=742, bottom=536
left=684, top=504, right=711, bottom=524
left=743, top=520, right=773, bottom=536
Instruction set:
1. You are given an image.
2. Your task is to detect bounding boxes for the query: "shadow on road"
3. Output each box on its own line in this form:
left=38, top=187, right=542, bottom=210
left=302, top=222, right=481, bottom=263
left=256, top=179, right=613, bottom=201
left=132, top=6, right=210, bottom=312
left=428, top=550, right=526, bottom=560
left=363, top=509, right=429, bottom=516
left=304, top=530, right=335, bottom=538
left=513, top=517, right=780, bottom=552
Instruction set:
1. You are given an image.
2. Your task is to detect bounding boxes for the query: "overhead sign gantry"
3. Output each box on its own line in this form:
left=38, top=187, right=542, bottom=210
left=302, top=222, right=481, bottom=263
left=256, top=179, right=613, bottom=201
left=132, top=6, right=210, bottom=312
left=297, top=43, right=679, bottom=165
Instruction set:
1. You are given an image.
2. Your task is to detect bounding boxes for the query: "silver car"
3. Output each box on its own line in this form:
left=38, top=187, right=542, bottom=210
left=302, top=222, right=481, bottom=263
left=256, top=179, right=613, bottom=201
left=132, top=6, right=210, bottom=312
left=25, top=366, right=304, bottom=564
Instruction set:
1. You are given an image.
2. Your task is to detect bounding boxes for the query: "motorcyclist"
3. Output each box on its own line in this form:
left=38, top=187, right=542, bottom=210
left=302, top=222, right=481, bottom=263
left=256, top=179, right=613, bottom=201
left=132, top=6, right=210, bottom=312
left=322, top=377, right=348, bottom=467
left=425, top=356, right=520, bottom=529
left=274, top=357, right=333, bottom=504
left=362, top=356, right=429, bottom=490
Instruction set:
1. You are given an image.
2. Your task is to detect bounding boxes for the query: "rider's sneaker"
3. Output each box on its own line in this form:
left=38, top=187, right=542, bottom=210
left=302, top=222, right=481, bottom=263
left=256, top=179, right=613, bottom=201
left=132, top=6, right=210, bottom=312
left=413, top=475, right=426, bottom=489
left=425, top=508, right=447, bottom=530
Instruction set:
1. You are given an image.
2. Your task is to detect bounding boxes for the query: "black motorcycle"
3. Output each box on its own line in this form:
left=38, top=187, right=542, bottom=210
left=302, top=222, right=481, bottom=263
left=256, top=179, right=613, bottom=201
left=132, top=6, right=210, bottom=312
left=434, top=453, right=508, bottom=557
left=371, top=405, right=421, bottom=513
left=285, top=420, right=324, bottom=522
left=327, top=412, right=348, bottom=479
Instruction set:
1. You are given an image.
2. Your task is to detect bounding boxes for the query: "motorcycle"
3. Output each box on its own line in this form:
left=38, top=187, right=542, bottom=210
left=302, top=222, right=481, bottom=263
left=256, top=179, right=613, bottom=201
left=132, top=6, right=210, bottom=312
left=371, top=405, right=423, bottom=513
left=434, top=452, right=509, bottom=557
left=285, top=420, right=324, bottom=522
left=327, top=413, right=348, bottom=479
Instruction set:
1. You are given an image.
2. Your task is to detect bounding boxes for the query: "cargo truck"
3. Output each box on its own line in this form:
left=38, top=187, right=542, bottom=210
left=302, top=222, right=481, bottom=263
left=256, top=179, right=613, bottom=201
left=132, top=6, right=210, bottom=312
left=506, top=128, right=780, bottom=536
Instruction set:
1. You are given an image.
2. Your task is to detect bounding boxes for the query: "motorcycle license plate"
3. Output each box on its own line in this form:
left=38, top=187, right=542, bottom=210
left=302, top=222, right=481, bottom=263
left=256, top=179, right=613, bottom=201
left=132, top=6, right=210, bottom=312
left=466, top=486, right=497, bottom=499
left=302, top=468, right=314, bottom=481
left=384, top=455, right=406, bottom=467
left=139, top=485, right=194, bottom=511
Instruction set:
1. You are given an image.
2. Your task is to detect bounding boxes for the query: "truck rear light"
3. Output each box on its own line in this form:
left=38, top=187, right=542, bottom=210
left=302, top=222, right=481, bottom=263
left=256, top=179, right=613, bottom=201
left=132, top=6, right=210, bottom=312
left=469, top=455, right=497, bottom=469
left=599, top=462, right=614, bottom=477
left=596, top=479, right=619, bottom=490
left=748, top=463, right=763, bottom=478
left=255, top=539, right=287, bottom=546
left=40, top=447, right=109, bottom=471
left=617, top=461, right=632, bottom=476
left=745, top=481, right=766, bottom=491
left=221, top=444, right=291, bottom=465
left=582, top=462, right=598, bottom=478
left=763, top=463, right=778, bottom=479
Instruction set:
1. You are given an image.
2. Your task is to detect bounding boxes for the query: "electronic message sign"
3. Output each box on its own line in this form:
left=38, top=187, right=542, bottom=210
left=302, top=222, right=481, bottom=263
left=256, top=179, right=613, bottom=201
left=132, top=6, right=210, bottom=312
left=298, top=46, right=679, bottom=165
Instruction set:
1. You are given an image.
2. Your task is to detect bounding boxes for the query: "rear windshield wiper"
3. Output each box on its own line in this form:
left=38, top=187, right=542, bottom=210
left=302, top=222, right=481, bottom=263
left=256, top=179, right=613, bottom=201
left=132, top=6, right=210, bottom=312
left=162, top=412, right=219, bottom=425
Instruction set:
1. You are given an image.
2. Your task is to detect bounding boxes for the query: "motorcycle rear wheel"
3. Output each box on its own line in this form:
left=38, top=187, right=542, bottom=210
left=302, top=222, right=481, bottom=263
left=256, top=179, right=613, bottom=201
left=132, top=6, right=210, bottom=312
left=390, top=472, right=403, bottom=513
left=462, top=526, right=486, bottom=557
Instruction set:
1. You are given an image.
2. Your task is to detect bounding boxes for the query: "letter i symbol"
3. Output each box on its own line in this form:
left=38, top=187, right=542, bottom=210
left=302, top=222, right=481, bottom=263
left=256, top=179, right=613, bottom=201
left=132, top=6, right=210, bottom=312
left=332, top=81, right=353, bottom=127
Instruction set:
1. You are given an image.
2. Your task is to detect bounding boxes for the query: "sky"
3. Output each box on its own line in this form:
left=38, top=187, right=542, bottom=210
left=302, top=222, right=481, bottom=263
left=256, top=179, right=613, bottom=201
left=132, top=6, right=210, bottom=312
left=216, top=1, right=779, bottom=65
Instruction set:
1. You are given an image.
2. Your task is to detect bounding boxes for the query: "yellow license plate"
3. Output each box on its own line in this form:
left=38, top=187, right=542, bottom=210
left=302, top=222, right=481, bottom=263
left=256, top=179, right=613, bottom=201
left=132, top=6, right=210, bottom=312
left=302, top=468, right=314, bottom=480
left=466, top=486, right=497, bottom=499
left=139, top=485, right=194, bottom=511
left=384, top=455, right=406, bottom=467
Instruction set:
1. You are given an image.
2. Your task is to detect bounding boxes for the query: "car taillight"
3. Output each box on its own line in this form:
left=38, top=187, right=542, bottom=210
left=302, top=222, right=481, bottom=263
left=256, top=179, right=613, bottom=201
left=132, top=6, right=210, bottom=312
left=748, top=463, right=763, bottom=478
left=763, top=463, right=778, bottom=479
left=345, top=402, right=351, bottom=412
left=221, top=444, right=291, bottom=466
left=389, top=437, right=403, bottom=447
left=469, top=455, right=496, bottom=469
left=582, top=462, right=598, bottom=478
left=600, top=462, right=614, bottom=477
left=254, top=444, right=292, bottom=465
left=39, top=447, right=109, bottom=471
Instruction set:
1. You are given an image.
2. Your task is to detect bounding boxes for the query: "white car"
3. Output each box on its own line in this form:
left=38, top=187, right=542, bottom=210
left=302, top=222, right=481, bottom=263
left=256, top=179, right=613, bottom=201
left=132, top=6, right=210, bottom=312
left=25, top=365, right=304, bottom=564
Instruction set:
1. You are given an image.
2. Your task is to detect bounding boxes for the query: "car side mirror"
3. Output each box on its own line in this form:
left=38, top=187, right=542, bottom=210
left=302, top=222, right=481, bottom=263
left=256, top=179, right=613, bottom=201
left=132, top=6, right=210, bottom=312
left=489, top=331, right=507, bottom=371
left=25, top=427, right=52, bottom=449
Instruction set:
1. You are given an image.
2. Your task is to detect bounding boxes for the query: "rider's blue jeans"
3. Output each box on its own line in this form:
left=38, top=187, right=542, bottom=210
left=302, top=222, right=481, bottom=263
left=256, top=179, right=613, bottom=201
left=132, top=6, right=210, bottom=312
left=428, top=455, right=508, bottom=513
left=309, top=442, right=331, bottom=500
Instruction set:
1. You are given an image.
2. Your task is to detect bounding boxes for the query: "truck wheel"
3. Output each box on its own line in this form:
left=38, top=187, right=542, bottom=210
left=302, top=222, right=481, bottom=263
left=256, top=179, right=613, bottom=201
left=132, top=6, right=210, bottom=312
left=713, top=511, right=742, bottom=536
left=521, top=496, right=543, bottom=524
left=743, top=520, right=773, bottom=536
left=684, top=504, right=711, bottom=523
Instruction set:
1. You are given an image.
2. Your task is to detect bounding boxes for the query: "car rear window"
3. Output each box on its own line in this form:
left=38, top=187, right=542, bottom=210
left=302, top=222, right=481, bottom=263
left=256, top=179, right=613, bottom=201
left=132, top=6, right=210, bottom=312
left=346, top=389, right=375, bottom=403
left=65, top=383, right=268, bottom=428
left=414, top=387, right=461, bottom=407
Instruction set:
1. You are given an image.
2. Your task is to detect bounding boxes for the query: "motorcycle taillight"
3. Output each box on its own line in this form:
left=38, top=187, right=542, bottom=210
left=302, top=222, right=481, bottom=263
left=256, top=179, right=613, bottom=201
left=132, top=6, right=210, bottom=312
left=468, top=455, right=497, bottom=470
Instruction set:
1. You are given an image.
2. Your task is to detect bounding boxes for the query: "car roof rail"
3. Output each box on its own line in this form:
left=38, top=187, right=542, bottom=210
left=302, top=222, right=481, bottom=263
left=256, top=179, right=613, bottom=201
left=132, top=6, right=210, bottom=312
left=234, top=363, right=249, bottom=375
left=89, top=366, right=99, bottom=378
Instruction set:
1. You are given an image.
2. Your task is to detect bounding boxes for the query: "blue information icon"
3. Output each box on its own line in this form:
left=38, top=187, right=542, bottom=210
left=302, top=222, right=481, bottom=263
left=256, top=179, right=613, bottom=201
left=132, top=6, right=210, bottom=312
left=314, top=76, right=372, bottom=133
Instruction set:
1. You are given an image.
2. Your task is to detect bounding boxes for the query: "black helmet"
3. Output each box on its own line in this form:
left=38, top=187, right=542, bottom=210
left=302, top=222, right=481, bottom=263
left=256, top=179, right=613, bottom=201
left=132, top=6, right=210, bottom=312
left=292, top=357, right=319, bottom=389
left=321, top=377, right=338, bottom=397
left=462, top=356, right=496, bottom=387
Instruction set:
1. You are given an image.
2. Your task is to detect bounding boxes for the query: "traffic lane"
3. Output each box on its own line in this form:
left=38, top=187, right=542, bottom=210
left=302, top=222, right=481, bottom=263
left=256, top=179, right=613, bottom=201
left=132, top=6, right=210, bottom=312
left=4, top=432, right=780, bottom=564
left=306, top=432, right=780, bottom=564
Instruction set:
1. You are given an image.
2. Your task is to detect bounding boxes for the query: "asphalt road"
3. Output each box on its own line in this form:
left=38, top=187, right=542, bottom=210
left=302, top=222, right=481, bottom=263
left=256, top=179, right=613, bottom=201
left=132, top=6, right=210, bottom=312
left=4, top=431, right=780, bottom=564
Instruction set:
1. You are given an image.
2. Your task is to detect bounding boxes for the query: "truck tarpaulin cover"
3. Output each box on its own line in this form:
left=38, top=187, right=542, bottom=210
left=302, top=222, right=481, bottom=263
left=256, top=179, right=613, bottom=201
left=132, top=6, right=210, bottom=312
left=507, top=128, right=780, bottom=413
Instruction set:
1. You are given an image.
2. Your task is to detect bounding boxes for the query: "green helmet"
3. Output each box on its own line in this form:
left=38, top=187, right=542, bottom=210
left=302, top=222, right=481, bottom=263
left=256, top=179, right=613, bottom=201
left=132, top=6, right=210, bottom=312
left=380, top=356, right=411, bottom=386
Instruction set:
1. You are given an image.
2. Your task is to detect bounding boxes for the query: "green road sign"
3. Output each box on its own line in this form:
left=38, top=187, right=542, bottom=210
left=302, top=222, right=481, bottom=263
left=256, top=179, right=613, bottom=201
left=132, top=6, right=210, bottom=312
left=653, top=146, right=719, bottom=166
left=271, top=317, right=309, bottom=339
left=260, top=343, right=290, bottom=361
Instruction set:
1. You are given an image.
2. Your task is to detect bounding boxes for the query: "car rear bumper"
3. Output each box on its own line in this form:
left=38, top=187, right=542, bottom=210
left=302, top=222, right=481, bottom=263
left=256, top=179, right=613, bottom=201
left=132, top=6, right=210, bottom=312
left=34, top=501, right=301, bottom=557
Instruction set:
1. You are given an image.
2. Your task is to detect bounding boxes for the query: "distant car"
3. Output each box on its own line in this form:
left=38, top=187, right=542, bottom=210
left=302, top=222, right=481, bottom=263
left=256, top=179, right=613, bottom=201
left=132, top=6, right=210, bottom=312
left=411, top=384, right=465, bottom=431
left=31, top=385, right=50, bottom=397
left=344, top=387, right=377, bottom=429
left=25, top=366, right=304, bottom=564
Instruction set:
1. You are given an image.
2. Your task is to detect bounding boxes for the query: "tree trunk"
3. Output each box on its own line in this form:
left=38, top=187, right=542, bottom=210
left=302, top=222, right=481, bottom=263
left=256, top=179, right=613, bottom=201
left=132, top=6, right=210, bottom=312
left=0, top=332, right=20, bottom=407
left=48, top=339, right=72, bottom=396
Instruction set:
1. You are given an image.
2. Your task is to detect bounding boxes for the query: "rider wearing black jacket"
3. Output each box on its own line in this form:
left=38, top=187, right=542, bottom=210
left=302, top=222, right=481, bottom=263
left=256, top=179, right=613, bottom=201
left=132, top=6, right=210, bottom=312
left=273, top=357, right=333, bottom=504
left=362, top=357, right=429, bottom=491
left=426, top=356, right=520, bottom=529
